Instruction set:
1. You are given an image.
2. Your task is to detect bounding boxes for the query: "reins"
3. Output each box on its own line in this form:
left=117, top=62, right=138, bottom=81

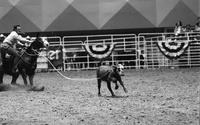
left=24, top=48, right=39, bottom=57
left=15, top=47, right=39, bottom=66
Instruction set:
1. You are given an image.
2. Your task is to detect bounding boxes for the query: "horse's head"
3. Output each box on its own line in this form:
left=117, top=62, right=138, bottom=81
left=30, top=37, right=49, bottom=51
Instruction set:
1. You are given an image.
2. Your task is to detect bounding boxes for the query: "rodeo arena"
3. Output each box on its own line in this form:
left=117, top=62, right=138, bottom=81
left=0, top=1, right=199, bottom=125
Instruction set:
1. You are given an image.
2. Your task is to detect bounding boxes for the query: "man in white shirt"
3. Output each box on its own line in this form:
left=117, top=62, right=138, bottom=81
left=174, top=20, right=184, bottom=36
left=194, top=17, right=200, bottom=31
left=0, top=25, right=32, bottom=73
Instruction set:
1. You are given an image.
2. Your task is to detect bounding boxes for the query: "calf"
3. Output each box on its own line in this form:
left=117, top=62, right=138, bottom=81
left=96, top=64, right=127, bottom=97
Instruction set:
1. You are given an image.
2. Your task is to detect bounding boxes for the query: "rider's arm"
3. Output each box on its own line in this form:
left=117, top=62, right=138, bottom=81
left=12, top=32, right=32, bottom=44
left=17, top=41, right=25, bottom=46
left=16, top=35, right=32, bottom=44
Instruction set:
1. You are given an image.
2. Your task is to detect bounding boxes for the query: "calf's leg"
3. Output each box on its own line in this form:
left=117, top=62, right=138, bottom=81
left=97, top=79, right=102, bottom=96
left=119, top=80, right=128, bottom=93
left=107, top=81, right=115, bottom=96
left=114, top=81, right=119, bottom=90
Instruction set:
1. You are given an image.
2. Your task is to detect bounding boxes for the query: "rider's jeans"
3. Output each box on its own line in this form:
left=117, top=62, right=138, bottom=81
left=0, top=43, right=20, bottom=72
left=1, top=43, right=19, bottom=58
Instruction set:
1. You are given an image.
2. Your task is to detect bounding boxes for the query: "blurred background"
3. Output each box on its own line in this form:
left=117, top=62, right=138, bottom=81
left=0, top=0, right=199, bottom=33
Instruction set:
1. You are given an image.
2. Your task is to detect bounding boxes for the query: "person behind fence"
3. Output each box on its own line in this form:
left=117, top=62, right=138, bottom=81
left=174, top=20, right=184, bottom=36
left=0, top=25, right=32, bottom=73
left=194, top=17, right=200, bottom=31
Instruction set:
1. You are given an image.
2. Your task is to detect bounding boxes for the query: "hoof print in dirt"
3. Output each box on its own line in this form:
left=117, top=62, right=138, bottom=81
left=27, top=86, right=45, bottom=91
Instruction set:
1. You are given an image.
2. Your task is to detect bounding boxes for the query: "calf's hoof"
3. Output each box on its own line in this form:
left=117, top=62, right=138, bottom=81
left=124, top=88, right=128, bottom=93
left=115, top=85, right=119, bottom=90
left=111, top=94, right=116, bottom=97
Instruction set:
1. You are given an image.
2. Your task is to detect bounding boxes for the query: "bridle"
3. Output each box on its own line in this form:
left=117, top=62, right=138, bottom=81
left=24, top=48, right=40, bottom=57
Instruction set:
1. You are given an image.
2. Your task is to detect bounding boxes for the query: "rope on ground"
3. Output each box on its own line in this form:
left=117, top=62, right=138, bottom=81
left=42, top=56, right=97, bottom=81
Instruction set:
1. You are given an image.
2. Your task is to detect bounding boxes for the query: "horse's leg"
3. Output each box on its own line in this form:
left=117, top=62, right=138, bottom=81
left=20, top=69, right=28, bottom=86
left=11, top=72, right=19, bottom=85
left=28, top=75, right=34, bottom=86
left=0, top=65, right=4, bottom=84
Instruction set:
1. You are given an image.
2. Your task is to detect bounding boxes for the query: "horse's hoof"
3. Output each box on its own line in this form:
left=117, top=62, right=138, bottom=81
left=112, top=95, right=116, bottom=97
left=0, top=84, right=9, bottom=91
left=40, top=86, right=45, bottom=91
left=11, top=82, right=17, bottom=85
left=27, top=86, right=45, bottom=91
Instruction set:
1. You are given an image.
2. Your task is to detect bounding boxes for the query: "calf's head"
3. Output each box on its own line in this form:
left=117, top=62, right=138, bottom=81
left=113, top=64, right=124, bottom=76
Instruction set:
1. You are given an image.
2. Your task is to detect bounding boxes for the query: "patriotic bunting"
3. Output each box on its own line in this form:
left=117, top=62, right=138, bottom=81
left=156, top=39, right=190, bottom=59
left=83, top=43, right=115, bottom=60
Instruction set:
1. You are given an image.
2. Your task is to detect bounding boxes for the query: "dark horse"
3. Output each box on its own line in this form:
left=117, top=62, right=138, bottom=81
left=0, top=36, right=49, bottom=86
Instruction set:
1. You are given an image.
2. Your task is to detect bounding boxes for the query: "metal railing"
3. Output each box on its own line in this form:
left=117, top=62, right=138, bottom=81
left=35, top=32, right=200, bottom=71
left=63, top=34, right=137, bottom=71
left=138, top=32, right=200, bottom=69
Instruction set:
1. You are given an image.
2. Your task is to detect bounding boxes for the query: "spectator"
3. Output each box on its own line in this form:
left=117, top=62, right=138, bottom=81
left=174, top=20, right=184, bottom=36
left=194, top=17, right=200, bottom=31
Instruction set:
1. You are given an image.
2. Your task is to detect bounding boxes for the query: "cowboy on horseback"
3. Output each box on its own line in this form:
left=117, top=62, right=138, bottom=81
left=0, top=25, right=32, bottom=73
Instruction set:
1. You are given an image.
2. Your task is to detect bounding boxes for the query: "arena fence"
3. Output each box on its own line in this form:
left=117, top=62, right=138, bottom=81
left=36, top=32, right=200, bottom=71
left=63, top=34, right=137, bottom=71
left=138, top=32, right=200, bottom=69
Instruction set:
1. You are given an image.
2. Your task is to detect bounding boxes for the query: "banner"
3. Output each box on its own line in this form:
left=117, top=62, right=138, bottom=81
left=156, top=39, right=190, bottom=59
left=83, top=43, right=115, bottom=60
left=47, top=46, right=63, bottom=69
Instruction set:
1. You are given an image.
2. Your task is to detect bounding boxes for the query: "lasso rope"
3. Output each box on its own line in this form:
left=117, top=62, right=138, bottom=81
left=42, top=55, right=98, bottom=81
left=38, top=53, right=109, bottom=81
left=32, top=48, right=108, bottom=81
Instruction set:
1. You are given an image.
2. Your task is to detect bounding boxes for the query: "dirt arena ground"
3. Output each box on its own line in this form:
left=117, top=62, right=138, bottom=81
left=0, top=68, right=199, bottom=125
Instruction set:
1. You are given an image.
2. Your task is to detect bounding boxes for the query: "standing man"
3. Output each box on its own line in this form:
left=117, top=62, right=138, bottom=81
left=174, top=20, right=184, bottom=36
left=195, top=17, right=200, bottom=31
left=0, top=25, right=32, bottom=73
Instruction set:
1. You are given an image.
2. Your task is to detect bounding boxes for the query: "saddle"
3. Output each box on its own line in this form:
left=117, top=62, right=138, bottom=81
left=1, top=49, right=23, bottom=73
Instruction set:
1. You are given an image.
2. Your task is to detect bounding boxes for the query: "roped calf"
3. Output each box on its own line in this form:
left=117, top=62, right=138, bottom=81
left=96, top=64, right=127, bottom=97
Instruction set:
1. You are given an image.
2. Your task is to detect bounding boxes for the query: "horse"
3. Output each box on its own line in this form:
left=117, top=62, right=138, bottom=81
left=0, top=36, right=49, bottom=87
